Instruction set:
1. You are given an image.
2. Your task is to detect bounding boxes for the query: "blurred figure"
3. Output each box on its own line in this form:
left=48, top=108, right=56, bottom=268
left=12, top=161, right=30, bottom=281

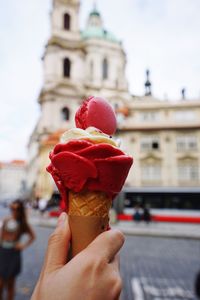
left=32, top=197, right=39, bottom=210
left=133, top=203, right=142, bottom=222
left=142, top=205, right=151, bottom=223
left=0, top=199, right=35, bottom=300
left=38, top=197, right=48, bottom=215
left=195, top=270, right=200, bottom=299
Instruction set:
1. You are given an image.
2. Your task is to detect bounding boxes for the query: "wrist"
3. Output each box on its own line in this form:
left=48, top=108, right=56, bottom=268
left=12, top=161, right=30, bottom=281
left=15, top=243, right=25, bottom=251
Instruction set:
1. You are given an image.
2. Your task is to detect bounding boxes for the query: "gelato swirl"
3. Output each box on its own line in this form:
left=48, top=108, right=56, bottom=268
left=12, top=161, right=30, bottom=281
left=47, top=128, right=133, bottom=211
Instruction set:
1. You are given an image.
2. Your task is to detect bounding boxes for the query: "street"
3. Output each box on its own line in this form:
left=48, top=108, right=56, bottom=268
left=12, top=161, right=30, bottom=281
left=14, top=226, right=199, bottom=300
left=0, top=207, right=199, bottom=300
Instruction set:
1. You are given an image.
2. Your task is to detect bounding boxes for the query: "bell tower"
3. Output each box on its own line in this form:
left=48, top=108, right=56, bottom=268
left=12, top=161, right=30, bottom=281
left=38, top=0, right=84, bottom=134
left=42, top=0, right=82, bottom=89
left=27, top=0, right=83, bottom=199
left=51, top=0, right=80, bottom=38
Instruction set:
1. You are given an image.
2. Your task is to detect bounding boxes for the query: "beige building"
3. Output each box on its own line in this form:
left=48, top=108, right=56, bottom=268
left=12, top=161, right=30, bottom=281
left=0, top=160, right=27, bottom=203
left=27, top=0, right=200, bottom=199
left=117, top=97, right=200, bottom=188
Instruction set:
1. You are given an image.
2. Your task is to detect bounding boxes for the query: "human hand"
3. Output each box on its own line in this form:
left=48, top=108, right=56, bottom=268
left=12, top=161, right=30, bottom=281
left=15, top=243, right=25, bottom=251
left=31, top=212, right=124, bottom=300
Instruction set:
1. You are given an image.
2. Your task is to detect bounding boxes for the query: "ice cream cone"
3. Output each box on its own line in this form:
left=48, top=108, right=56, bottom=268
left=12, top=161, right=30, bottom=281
left=68, top=190, right=112, bottom=257
left=47, top=97, right=133, bottom=258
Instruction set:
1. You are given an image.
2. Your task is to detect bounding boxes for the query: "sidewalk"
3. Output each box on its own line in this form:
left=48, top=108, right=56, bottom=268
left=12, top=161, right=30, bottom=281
left=112, top=221, right=200, bottom=240
left=28, top=210, right=200, bottom=240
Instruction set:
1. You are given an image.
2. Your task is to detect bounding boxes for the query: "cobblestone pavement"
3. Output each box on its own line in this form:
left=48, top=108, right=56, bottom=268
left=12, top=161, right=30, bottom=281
left=121, top=236, right=200, bottom=300
left=7, top=226, right=199, bottom=300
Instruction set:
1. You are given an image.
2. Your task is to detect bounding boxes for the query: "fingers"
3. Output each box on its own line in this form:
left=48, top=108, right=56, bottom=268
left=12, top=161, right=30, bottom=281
left=86, top=230, right=125, bottom=263
left=110, top=254, right=120, bottom=271
left=42, top=212, right=71, bottom=274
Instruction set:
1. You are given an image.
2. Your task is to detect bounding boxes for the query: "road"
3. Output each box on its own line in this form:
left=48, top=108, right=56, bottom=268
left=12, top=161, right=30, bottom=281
left=15, top=227, right=200, bottom=300
left=0, top=207, right=199, bottom=299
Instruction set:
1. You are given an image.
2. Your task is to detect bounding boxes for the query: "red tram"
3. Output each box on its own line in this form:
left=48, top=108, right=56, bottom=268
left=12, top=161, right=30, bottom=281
left=114, top=187, right=200, bottom=223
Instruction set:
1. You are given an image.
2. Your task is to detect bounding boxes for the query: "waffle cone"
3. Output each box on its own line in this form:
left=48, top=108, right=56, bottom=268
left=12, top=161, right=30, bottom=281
left=69, top=190, right=111, bottom=217
left=68, top=190, right=112, bottom=257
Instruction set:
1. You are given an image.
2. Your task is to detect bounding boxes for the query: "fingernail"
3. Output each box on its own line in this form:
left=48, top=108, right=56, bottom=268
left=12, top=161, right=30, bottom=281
left=57, top=212, right=67, bottom=227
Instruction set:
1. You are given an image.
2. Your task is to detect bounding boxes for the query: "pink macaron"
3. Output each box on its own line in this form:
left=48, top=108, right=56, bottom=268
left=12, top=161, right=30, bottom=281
left=75, top=96, right=117, bottom=135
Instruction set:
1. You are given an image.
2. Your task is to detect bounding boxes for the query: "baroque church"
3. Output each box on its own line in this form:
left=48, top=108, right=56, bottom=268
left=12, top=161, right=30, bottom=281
left=28, top=0, right=200, bottom=200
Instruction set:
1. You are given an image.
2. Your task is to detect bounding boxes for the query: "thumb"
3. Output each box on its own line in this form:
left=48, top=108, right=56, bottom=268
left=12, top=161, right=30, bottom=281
left=43, top=212, right=71, bottom=274
left=86, top=230, right=125, bottom=263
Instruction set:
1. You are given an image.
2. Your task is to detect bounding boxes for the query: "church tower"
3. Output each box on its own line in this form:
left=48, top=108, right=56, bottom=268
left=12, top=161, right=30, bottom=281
left=27, top=0, right=83, bottom=197
left=82, top=5, right=130, bottom=105
left=27, top=1, right=131, bottom=199
left=39, top=0, right=84, bottom=135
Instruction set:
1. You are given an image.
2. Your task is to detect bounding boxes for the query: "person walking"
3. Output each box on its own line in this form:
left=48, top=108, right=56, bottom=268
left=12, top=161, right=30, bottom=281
left=0, top=199, right=35, bottom=300
left=143, top=205, right=151, bottom=223
left=133, top=203, right=142, bottom=222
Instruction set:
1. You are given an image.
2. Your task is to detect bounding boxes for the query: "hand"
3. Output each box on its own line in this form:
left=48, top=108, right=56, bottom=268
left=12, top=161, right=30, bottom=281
left=15, top=243, right=25, bottom=251
left=31, top=212, right=124, bottom=300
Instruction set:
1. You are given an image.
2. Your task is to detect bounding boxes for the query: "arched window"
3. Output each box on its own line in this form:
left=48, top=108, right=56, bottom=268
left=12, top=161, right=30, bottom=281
left=61, top=107, right=70, bottom=121
left=102, top=58, right=108, bottom=79
left=64, top=13, right=70, bottom=30
left=63, top=58, right=71, bottom=78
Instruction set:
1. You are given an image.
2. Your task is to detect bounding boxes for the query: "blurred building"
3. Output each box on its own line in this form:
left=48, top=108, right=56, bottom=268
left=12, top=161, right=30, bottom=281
left=0, top=160, right=27, bottom=203
left=27, top=0, right=200, bottom=199
left=117, top=96, right=200, bottom=188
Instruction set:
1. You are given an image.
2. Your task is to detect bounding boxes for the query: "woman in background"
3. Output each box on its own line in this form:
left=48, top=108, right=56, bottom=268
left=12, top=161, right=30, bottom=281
left=0, top=199, right=35, bottom=300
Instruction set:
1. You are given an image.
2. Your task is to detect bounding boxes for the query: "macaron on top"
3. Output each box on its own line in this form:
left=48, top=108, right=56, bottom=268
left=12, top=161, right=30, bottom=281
left=75, top=96, right=117, bottom=135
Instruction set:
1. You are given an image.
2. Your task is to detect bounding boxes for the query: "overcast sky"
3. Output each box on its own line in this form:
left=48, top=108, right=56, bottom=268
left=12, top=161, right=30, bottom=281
left=0, top=0, right=200, bottom=161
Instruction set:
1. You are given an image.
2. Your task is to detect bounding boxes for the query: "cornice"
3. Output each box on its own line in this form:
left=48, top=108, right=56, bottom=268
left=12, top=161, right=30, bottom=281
left=117, top=124, right=200, bottom=132
left=46, top=36, right=84, bottom=51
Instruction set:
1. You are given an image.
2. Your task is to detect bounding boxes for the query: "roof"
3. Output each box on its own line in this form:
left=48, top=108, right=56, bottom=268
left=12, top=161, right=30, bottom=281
left=11, top=160, right=26, bottom=165
left=82, top=5, right=120, bottom=44
left=81, top=27, right=120, bottom=44
left=0, top=160, right=26, bottom=168
left=89, top=8, right=100, bottom=17
left=42, top=129, right=66, bottom=146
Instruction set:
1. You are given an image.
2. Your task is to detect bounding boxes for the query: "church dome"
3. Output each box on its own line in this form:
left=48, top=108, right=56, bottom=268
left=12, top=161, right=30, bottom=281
left=89, top=8, right=100, bottom=17
left=82, top=6, right=120, bottom=44
left=82, top=27, right=119, bottom=43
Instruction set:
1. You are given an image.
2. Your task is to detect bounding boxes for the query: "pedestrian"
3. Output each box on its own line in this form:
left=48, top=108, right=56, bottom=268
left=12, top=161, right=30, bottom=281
left=0, top=199, right=35, bottom=300
left=38, top=197, right=48, bottom=215
left=133, top=204, right=142, bottom=222
left=143, top=205, right=151, bottom=223
left=31, top=212, right=124, bottom=300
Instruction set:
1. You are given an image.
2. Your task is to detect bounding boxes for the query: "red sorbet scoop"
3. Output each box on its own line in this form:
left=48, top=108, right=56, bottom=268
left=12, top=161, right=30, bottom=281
left=75, top=96, right=117, bottom=135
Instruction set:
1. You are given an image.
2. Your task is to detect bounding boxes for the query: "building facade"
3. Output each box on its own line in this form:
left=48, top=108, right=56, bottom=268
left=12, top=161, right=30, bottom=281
left=0, top=160, right=27, bottom=203
left=117, top=97, right=200, bottom=188
left=27, top=0, right=200, bottom=199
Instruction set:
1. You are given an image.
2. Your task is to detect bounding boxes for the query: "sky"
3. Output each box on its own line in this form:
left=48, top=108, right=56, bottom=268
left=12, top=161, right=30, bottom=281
left=0, top=0, right=200, bottom=161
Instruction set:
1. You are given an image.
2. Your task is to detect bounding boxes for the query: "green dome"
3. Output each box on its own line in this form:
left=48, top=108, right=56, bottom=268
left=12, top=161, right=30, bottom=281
left=89, top=9, right=100, bottom=17
left=81, top=27, right=119, bottom=44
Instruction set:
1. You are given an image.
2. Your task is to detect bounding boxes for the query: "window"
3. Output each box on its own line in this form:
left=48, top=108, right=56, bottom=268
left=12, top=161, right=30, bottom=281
left=175, top=110, right=195, bottom=122
left=61, top=107, right=70, bottom=121
left=102, top=58, right=108, bottom=79
left=140, top=111, right=159, bottom=122
left=141, top=164, right=161, bottom=181
left=64, top=13, right=70, bottom=30
left=176, top=136, right=197, bottom=151
left=178, top=163, right=198, bottom=182
left=63, top=58, right=71, bottom=78
left=141, top=136, right=160, bottom=151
